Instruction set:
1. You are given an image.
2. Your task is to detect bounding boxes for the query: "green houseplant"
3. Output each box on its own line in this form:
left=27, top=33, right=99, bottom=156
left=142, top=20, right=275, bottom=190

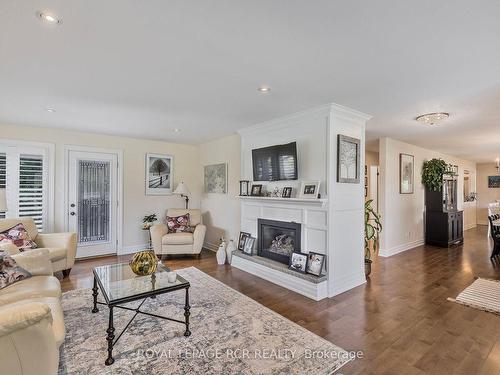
left=365, top=199, right=382, bottom=276
left=421, top=158, right=448, bottom=191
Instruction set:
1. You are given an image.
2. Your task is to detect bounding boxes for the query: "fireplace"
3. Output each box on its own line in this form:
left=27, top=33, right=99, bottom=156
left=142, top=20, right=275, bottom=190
left=258, top=219, right=301, bottom=264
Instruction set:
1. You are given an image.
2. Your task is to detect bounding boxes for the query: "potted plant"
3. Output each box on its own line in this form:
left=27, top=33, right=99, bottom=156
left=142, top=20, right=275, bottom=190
left=365, top=199, right=382, bottom=276
left=421, top=158, right=453, bottom=211
left=142, top=214, right=158, bottom=250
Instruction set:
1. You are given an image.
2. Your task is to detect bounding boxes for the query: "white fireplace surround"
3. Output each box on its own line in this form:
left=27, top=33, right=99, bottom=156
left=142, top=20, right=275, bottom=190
left=234, top=103, right=371, bottom=300
left=232, top=196, right=329, bottom=300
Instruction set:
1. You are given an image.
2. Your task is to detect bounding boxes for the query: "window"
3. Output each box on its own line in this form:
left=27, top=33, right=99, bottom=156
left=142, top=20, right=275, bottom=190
left=0, top=142, right=53, bottom=232
left=19, top=155, right=44, bottom=229
left=0, top=153, right=5, bottom=219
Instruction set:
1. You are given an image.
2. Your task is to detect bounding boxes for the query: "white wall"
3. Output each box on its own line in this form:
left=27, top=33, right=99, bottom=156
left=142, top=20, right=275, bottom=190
left=0, top=122, right=201, bottom=253
left=379, top=137, right=476, bottom=257
left=239, top=108, right=329, bottom=198
left=476, top=163, right=500, bottom=225
left=198, top=134, right=241, bottom=250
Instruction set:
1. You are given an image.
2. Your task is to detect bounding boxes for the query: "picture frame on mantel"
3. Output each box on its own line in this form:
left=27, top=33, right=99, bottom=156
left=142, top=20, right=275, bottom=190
left=337, top=134, right=360, bottom=183
left=399, top=153, right=414, bottom=194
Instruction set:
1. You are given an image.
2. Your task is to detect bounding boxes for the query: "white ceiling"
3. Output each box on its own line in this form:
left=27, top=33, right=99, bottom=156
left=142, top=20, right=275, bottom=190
left=1, top=1, right=500, bottom=162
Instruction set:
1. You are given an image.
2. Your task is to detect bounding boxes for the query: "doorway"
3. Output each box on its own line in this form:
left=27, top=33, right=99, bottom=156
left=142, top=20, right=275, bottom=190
left=66, top=147, right=122, bottom=258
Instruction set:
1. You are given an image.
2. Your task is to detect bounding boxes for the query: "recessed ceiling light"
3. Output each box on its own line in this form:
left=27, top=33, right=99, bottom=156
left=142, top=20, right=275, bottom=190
left=173, top=128, right=180, bottom=133
left=258, top=86, right=271, bottom=93
left=46, top=107, right=56, bottom=113
left=415, top=112, right=449, bottom=125
left=37, top=11, right=62, bottom=25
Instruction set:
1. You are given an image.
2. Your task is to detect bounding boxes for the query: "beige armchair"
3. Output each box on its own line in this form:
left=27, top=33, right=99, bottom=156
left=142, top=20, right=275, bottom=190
left=150, top=209, right=206, bottom=257
left=0, top=218, right=77, bottom=277
left=0, top=248, right=64, bottom=375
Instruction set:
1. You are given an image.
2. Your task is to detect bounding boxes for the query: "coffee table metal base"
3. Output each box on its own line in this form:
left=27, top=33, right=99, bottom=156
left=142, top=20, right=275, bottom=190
left=92, top=276, right=191, bottom=366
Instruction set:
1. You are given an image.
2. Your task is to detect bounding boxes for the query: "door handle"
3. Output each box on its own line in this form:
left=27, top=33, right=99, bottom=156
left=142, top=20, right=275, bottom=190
left=70, top=203, right=75, bottom=208
left=70, top=212, right=76, bottom=216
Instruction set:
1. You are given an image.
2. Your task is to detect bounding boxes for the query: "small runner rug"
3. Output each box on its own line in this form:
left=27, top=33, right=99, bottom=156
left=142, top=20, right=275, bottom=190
left=58, top=266, right=350, bottom=374
left=448, top=277, right=500, bottom=315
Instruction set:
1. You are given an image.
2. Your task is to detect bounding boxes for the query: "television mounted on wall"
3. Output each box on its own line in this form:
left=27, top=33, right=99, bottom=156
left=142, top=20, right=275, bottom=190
left=252, top=142, right=298, bottom=181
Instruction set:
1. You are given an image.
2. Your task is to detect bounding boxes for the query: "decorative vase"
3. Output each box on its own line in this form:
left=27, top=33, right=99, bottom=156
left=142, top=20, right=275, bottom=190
left=130, top=250, right=158, bottom=276
left=216, top=238, right=227, bottom=265
left=226, top=240, right=236, bottom=264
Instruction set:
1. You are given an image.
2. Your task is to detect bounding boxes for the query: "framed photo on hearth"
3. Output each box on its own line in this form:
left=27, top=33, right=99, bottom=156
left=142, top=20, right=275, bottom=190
left=306, top=252, right=325, bottom=276
left=399, top=153, right=414, bottom=194
left=243, top=236, right=256, bottom=255
left=238, top=231, right=251, bottom=251
left=288, top=252, right=308, bottom=273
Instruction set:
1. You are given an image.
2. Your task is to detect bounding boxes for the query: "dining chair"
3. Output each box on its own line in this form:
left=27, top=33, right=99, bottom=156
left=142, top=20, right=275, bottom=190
left=487, top=215, right=500, bottom=259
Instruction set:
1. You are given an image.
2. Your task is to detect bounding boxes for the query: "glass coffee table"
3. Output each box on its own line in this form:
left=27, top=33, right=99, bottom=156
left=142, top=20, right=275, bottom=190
left=92, top=262, right=191, bottom=365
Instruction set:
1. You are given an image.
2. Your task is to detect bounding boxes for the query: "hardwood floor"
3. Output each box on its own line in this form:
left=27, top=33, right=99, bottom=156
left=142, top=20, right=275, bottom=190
left=60, top=226, right=500, bottom=374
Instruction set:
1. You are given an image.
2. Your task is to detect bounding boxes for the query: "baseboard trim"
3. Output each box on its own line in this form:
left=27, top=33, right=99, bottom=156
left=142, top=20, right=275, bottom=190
left=119, top=244, right=150, bottom=255
left=379, top=239, right=425, bottom=258
left=203, top=242, right=219, bottom=252
left=329, top=271, right=366, bottom=297
left=464, top=223, right=477, bottom=231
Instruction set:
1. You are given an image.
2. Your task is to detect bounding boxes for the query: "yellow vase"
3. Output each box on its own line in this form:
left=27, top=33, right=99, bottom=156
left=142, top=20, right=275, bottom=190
left=129, top=250, right=158, bottom=276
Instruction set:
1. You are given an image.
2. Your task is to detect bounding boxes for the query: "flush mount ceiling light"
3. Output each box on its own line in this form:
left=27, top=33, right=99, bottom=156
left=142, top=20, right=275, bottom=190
left=46, top=107, right=56, bottom=113
left=415, top=112, right=449, bottom=125
left=37, top=11, right=62, bottom=25
left=258, top=86, right=271, bottom=93
left=173, top=128, right=180, bottom=133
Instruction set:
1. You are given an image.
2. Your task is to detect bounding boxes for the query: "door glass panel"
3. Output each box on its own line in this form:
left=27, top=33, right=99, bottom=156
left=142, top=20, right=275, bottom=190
left=78, top=160, right=110, bottom=244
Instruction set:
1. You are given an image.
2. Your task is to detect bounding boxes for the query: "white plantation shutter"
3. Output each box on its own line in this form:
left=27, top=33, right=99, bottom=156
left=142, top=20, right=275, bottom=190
left=18, top=155, right=44, bottom=230
left=0, top=142, right=53, bottom=232
left=0, top=153, right=5, bottom=219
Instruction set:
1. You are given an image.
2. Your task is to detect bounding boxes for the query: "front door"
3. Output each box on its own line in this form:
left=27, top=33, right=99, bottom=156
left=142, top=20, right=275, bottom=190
left=68, top=150, right=118, bottom=258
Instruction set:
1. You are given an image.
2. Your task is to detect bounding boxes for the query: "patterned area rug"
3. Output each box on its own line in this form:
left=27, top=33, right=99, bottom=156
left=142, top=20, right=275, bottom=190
left=58, top=267, right=350, bottom=374
left=448, top=278, right=500, bottom=315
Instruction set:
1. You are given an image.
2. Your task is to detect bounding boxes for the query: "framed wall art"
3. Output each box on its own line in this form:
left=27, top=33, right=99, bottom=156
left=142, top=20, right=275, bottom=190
left=146, top=153, right=173, bottom=195
left=400, top=153, right=414, bottom=194
left=337, top=134, right=360, bottom=183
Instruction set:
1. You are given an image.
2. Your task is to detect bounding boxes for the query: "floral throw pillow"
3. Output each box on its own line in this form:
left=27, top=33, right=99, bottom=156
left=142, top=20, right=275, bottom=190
left=0, top=223, right=38, bottom=251
left=0, top=250, right=32, bottom=290
left=166, top=214, right=194, bottom=233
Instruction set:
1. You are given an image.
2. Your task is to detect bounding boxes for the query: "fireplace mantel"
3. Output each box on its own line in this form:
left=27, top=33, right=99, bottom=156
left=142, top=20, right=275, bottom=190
left=238, top=195, right=328, bottom=206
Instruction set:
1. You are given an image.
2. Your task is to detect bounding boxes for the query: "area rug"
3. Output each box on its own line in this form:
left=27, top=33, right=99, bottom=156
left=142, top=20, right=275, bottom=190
left=58, top=267, right=350, bottom=374
left=448, top=277, right=500, bottom=315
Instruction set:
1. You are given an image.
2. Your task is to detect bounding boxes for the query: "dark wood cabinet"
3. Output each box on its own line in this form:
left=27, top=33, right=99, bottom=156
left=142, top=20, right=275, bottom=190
left=424, top=177, right=463, bottom=247
left=425, top=210, right=463, bottom=247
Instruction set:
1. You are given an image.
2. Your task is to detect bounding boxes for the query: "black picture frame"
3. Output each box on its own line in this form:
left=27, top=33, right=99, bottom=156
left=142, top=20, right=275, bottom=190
left=282, top=187, right=292, bottom=198
left=250, top=184, right=262, bottom=196
left=288, top=252, right=308, bottom=273
left=337, top=134, right=361, bottom=183
left=306, top=252, right=326, bottom=276
left=238, top=231, right=251, bottom=251
left=243, top=236, right=256, bottom=255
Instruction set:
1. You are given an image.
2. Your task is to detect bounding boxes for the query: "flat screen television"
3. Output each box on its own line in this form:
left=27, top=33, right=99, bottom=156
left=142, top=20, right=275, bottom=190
left=252, top=142, right=298, bottom=181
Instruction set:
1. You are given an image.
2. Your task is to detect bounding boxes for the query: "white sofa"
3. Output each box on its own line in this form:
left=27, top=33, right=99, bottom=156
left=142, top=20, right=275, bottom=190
left=0, top=248, right=64, bottom=375
left=150, top=209, right=206, bottom=257
left=0, top=218, right=77, bottom=277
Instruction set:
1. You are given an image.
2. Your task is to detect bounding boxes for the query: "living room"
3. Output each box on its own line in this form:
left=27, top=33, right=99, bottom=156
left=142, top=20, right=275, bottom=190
left=1, top=2, right=500, bottom=375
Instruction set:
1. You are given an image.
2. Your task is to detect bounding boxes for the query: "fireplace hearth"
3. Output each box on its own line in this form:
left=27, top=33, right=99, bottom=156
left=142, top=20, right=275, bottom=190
left=258, top=219, right=301, bottom=264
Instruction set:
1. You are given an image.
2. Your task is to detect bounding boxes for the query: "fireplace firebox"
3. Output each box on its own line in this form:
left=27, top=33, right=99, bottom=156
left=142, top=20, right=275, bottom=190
left=257, top=219, right=301, bottom=264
